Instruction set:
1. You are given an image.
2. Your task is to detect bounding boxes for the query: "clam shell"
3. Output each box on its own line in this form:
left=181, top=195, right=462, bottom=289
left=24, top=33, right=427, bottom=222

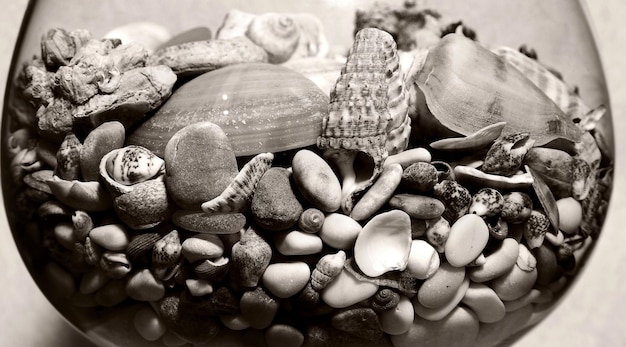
left=354, top=210, right=412, bottom=277
left=127, top=63, right=329, bottom=157
left=414, top=34, right=582, bottom=147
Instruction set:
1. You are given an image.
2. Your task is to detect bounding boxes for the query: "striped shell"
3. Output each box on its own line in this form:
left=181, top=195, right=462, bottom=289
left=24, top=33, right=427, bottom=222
left=310, top=250, right=346, bottom=291
left=317, top=28, right=410, bottom=213
left=194, top=256, right=230, bottom=281
left=55, top=133, right=82, bottom=180
left=126, top=232, right=161, bottom=263
left=201, top=152, right=273, bottom=214
left=152, top=230, right=183, bottom=281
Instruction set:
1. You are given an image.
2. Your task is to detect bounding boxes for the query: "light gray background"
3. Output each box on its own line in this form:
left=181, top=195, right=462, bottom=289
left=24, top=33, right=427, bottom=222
left=0, top=1, right=624, bottom=346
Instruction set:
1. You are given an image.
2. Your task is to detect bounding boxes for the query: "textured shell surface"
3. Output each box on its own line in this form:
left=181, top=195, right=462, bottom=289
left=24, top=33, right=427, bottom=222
left=415, top=34, right=582, bottom=147
left=317, top=28, right=409, bottom=212
left=105, top=145, right=165, bottom=186
left=201, top=152, right=274, bottom=214
left=310, top=250, right=346, bottom=291
left=127, top=63, right=329, bottom=157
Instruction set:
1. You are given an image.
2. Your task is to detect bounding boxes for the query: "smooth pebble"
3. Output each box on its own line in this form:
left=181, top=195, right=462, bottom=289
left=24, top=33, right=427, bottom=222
left=251, top=167, right=303, bottom=231
left=388, top=194, right=445, bottom=219
left=89, top=223, right=130, bottom=251
left=172, top=210, right=246, bottom=234
left=556, top=197, right=582, bottom=234
left=350, top=163, right=403, bottom=221
left=468, top=238, right=519, bottom=283
left=164, top=122, right=238, bottom=210
left=391, top=306, right=479, bottom=347
left=461, top=282, right=506, bottom=323
left=444, top=214, right=489, bottom=267
left=274, top=230, right=323, bottom=256
left=240, top=286, right=280, bottom=329
left=133, top=306, right=167, bottom=341
left=181, top=235, right=224, bottom=263
left=413, top=276, right=470, bottom=321
left=401, top=162, right=438, bottom=192
left=80, top=121, right=126, bottom=181
left=318, top=213, right=362, bottom=250
left=125, top=268, right=165, bottom=301
left=291, top=149, right=341, bottom=212
left=220, top=313, right=251, bottom=331
left=265, top=324, right=305, bottom=347
left=380, top=295, right=414, bottom=335
left=491, top=244, right=538, bottom=301
left=79, top=267, right=109, bottom=294
left=417, top=261, right=465, bottom=309
left=406, top=239, right=440, bottom=280
left=185, top=278, right=214, bottom=297
left=261, top=262, right=311, bottom=298
left=54, top=221, right=77, bottom=250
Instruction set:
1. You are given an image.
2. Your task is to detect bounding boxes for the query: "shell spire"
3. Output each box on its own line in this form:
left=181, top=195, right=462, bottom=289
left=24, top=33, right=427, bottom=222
left=317, top=28, right=410, bottom=213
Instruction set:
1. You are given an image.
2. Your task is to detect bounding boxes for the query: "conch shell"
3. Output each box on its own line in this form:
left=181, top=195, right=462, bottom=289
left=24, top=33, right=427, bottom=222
left=317, top=28, right=410, bottom=213
left=413, top=34, right=582, bottom=147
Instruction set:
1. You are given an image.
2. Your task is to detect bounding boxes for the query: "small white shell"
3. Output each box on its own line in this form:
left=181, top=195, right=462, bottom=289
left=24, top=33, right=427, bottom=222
left=354, top=210, right=412, bottom=277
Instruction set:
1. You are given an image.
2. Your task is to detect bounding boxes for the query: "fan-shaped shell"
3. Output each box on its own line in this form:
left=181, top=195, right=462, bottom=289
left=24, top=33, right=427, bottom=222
left=414, top=34, right=582, bottom=147
left=127, top=63, right=328, bottom=157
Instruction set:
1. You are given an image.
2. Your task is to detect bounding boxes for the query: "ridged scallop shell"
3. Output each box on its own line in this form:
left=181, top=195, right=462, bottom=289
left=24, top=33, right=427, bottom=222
left=201, top=152, right=273, bottom=214
left=127, top=63, right=329, bottom=157
left=126, top=232, right=162, bottom=263
left=246, top=13, right=300, bottom=64
left=414, top=34, right=582, bottom=147
left=317, top=28, right=409, bottom=213
left=310, top=250, right=346, bottom=291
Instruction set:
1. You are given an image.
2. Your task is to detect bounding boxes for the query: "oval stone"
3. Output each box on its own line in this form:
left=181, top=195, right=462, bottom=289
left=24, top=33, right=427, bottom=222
left=125, top=269, right=165, bottom=302
left=318, top=213, right=362, bottom=250
left=274, top=230, right=323, bottom=256
left=80, top=121, right=125, bottom=181
left=461, top=282, right=506, bottom=323
left=444, top=214, right=489, bottom=267
left=164, top=122, right=238, bottom=210
left=181, top=235, right=224, bottom=263
left=380, top=295, right=415, bottom=335
left=172, top=210, right=246, bottom=234
left=89, top=224, right=130, bottom=251
left=291, top=149, right=341, bottom=212
left=251, top=168, right=303, bottom=231
left=262, top=262, right=311, bottom=298
left=388, top=194, right=445, bottom=219
left=417, top=261, right=465, bottom=309
left=265, top=324, right=305, bottom=347
left=391, top=306, right=479, bottom=347
left=127, top=63, right=329, bottom=157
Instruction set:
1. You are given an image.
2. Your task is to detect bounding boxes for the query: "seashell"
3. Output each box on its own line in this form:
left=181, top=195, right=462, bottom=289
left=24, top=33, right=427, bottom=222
left=469, top=188, right=504, bottom=217
left=354, top=210, right=412, bottom=277
left=430, top=122, right=507, bottom=151
left=104, top=21, right=171, bottom=53
left=240, top=286, right=280, bottom=329
left=413, top=34, right=581, bottom=147
left=46, top=176, right=113, bottom=211
left=152, top=230, right=183, bottom=281
left=331, top=307, right=384, bottom=341
left=11, top=147, right=42, bottom=184
left=216, top=9, right=256, bottom=40
left=5, top=128, right=37, bottom=162
left=310, top=250, right=346, bottom=291
left=572, top=157, right=593, bottom=200
left=370, top=288, right=401, bottom=312
left=384, top=147, right=432, bottom=169
left=317, top=28, right=409, bottom=213
left=80, top=121, right=126, bottom=182
left=453, top=165, right=534, bottom=190
left=493, top=46, right=592, bottom=121
left=72, top=210, right=94, bottom=241
left=482, top=133, right=535, bottom=176
left=104, top=145, right=165, bottom=186
left=401, top=161, right=438, bottom=193
left=37, top=200, right=74, bottom=219
left=290, top=13, right=329, bottom=59
left=127, top=63, right=329, bottom=157
left=126, top=232, right=161, bottom=263
left=343, top=258, right=419, bottom=296
left=527, top=165, right=560, bottom=233
left=298, top=208, right=325, bottom=233
left=501, top=192, right=533, bottom=224
left=194, top=256, right=230, bottom=281
left=83, top=236, right=103, bottom=266
left=148, top=36, right=268, bottom=76
left=201, top=152, right=274, bottom=214
left=282, top=58, right=343, bottom=97
left=246, top=13, right=301, bottom=64
left=425, top=217, right=451, bottom=253
left=23, top=169, right=54, bottom=194
left=432, top=180, right=471, bottom=223
left=99, top=251, right=132, bottom=279
left=54, top=133, right=82, bottom=180
left=230, top=226, right=272, bottom=289
left=523, top=210, right=551, bottom=249
left=487, top=217, right=509, bottom=241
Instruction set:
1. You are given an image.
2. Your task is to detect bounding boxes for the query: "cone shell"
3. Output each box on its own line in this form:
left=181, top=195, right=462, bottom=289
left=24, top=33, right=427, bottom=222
left=127, top=63, right=329, bottom=157
left=415, top=34, right=581, bottom=147
left=317, top=28, right=409, bottom=211
left=201, top=152, right=273, bottom=214
left=152, top=230, right=183, bottom=280
left=104, top=145, right=165, bottom=186
left=230, top=226, right=272, bottom=288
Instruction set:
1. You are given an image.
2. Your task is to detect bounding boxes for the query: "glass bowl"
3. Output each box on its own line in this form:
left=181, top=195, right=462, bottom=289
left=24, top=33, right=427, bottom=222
left=2, top=0, right=613, bottom=346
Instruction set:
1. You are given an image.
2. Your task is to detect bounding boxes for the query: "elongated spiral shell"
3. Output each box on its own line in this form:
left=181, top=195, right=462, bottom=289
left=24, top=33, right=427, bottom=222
left=201, top=152, right=273, bottom=214
left=310, top=250, right=346, bottom=291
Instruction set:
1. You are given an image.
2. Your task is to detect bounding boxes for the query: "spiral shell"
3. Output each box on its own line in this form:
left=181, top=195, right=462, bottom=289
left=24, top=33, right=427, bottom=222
left=201, top=152, right=273, bottom=214
left=246, top=13, right=301, bottom=64
left=298, top=208, right=325, bottom=233
left=317, top=28, right=409, bottom=213
left=370, top=288, right=401, bottom=312
left=55, top=133, right=82, bottom=180
left=152, top=230, right=183, bottom=281
left=310, top=250, right=346, bottom=291
left=105, top=145, right=165, bottom=186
